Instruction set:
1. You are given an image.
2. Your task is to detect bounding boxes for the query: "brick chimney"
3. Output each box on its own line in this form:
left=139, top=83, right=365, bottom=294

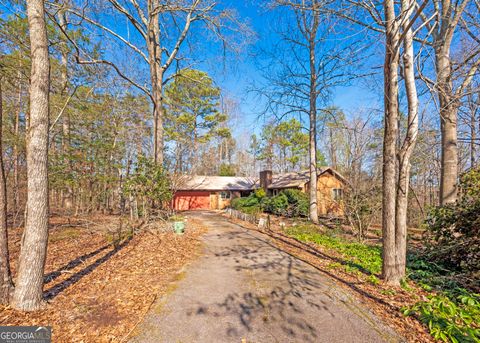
left=259, top=170, right=273, bottom=192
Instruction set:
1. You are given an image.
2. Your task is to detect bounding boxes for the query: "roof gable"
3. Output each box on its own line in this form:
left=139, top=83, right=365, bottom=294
left=269, top=167, right=347, bottom=189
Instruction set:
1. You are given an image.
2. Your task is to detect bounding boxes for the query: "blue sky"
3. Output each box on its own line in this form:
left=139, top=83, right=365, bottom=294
left=0, top=0, right=383, bottom=138
left=199, top=1, right=383, bottom=137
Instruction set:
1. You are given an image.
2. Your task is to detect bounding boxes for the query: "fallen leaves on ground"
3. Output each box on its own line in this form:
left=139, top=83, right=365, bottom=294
left=1, top=215, right=205, bottom=342
left=225, top=214, right=434, bottom=343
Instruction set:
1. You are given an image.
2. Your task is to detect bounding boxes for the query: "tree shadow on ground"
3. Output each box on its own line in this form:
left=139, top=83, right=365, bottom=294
left=43, top=238, right=132, bottom=300
left=187, top=227, right=349, bottom=342
left=243, top=224, right=398, bottom=312
left=44, top=244, right=110, bottom=284
left=269, top=229, right=376, bottom=275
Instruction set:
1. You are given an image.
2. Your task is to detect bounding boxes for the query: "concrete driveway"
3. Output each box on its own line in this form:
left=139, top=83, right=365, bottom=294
left=131, top=211, right=401, bottom=343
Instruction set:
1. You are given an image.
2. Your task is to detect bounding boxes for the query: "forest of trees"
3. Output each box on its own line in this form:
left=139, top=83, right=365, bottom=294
left=0, top=0, right=478, bottom=317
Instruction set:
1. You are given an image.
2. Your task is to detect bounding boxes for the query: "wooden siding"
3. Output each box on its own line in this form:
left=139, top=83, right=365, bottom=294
left=317, top=172, right=344, bottom=216
left=304, top=170, right=345, bottom=216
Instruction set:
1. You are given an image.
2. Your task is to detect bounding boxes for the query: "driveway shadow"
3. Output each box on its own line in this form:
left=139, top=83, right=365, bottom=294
left=188, top=228, right=344, bottom=342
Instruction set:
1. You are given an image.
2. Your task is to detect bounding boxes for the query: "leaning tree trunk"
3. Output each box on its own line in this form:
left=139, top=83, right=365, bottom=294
left=394, top=5, right=419, bottom=281
left=381, top=0, right=401, bottom=285
left=12, top=0, right=50, bottom=311
left=0, top=81, right=14, bottom=304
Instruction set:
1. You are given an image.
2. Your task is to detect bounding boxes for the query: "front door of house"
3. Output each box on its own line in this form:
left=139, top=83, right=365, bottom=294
left=210, top=192, right=218, bottom=210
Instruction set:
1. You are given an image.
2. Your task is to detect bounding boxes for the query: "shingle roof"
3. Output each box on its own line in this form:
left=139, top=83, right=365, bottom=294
left=268, top=170, right=310, bottom=189
left=173, top=167, right=346, bottom=192
left=174, top=175, right=258, bottom=191
left=268, top=167, right=347, bottom=189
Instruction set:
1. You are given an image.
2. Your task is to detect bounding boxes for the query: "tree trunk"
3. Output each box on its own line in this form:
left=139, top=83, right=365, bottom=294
left=0, top=81, right=14, bottom=304
left=13, top=71, right=22, bottom=225
left=154, top=82, right=164, bottom=166
left=12, top=0, right=50, bottom=311
left=394, top=6, right=418, bottom=280
left=192, top=125, right=198, bottom=172
left=147, top=0, right=164, bottom=166
left=471, top=101, right=476, bottom=168
left=436, top=46, right=458, bottom=204
left=308, top=11, right=319, bottom=225
left=329, top=127, right=337, bottom=168
left=381, top=0, right=400, bottom=285
left=59, top=10, right=74, bottom=211
left=470, top=95, right=480, bottom=168
left=309, top=117, right=318, bottom=223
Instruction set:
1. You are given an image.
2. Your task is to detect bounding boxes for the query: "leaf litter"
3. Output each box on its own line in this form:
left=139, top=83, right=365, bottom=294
left=1, top=214, right=206, bottom=342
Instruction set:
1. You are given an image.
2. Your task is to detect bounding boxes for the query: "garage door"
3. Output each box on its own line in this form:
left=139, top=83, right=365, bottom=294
left=173, top=191, right=211, bottom=210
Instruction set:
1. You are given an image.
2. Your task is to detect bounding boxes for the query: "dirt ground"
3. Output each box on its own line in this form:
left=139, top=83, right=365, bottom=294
left=0, top=214, right=205, bottom=342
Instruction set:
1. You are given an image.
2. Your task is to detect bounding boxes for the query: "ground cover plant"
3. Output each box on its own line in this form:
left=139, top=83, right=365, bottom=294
left=284, top=224, right=480, bottom=342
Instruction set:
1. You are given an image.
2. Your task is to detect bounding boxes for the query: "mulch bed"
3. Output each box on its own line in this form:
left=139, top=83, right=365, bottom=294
left=1, top=215, right=206, bottom=342
left=224, top=213, right=434, bottom=343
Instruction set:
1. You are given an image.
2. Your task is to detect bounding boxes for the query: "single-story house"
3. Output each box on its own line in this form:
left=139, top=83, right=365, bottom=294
left=260, top=168, right=346, bottom=215
left=172, top=176, right=256, bottom=211
left=172, top=167, right=346, bottom=215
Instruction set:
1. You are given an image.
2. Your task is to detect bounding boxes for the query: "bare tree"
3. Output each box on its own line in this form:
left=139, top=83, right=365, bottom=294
left=50, top=0, right=246, bottom=166
left=57, top=8, right=74, bottom=210
left=338, top=0, right=421, bottom=284
left=0, top=80, right=14, bottom=304
left=307, top=4, right=320, bottom=224
left=259, top=0, right=361, bottom=224
left=379, top=0, right=421, bottom=285
left=12, top=0, right=50, bottom=311
left=393, top=0, right=419, bottom=283
left=461, top=86, right=479, bottom=167
left=381, top=0, right=402, bottom=285
left=416, top=0, right=480, bottom=204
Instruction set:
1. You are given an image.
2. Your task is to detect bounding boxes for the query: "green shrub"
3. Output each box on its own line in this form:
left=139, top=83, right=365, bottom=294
left=282, top=189, right=309, bottom=217
left=123, top=156, right=172, bottom=217
left=262, top=193, right=289, bottom=215
left=231, top=191, right=262, bottom=214
left=231, top=195, right=259, bottom=209
left=285, top=224, right=480, bottom=343
left=423, top=167, right=480, bottom=274
left=285, top=224, right=382, bottom=275
left=254, top=188, right=266, bottom=199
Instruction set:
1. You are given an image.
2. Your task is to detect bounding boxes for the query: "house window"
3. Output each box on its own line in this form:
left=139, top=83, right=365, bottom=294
left=272, top=189, right=279, bottom=196
left=332, top=188, right=343, bottom=201
left=220, top=191, right=231, bottom=199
